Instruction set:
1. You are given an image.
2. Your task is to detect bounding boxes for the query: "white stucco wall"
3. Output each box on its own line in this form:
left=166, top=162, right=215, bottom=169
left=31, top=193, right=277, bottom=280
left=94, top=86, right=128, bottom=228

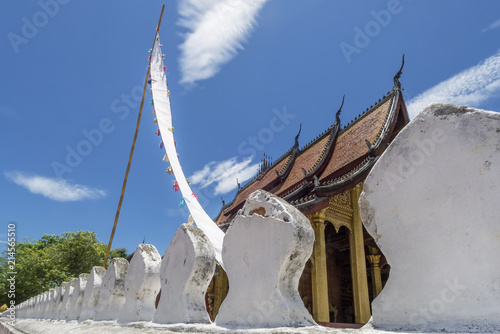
left=95, top=258, right=129, bottom=321
left=41, top=289, right=54, bottom=318
left=216, top=190, right=316, bottom=328
left=54, top=282, right=67, bottom=319
left=80, top=266, right=107, bottom=321
left=46, top=289, right=57, bottom=319
left=360, top=104, right=500, bottom=331
left=60, top=278, right=77, bottom=320
left=118, top=244, right=161, bottom=323
left=33, top=293, right=43, bottom=319
left=154, top=224, right=215, bottom=324
left=68, top=273, right=89, bottom=321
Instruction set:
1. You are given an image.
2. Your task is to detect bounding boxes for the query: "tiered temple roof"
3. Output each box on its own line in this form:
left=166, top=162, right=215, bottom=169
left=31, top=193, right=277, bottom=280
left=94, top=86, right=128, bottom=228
left=215, top=64, right=409, bottom=229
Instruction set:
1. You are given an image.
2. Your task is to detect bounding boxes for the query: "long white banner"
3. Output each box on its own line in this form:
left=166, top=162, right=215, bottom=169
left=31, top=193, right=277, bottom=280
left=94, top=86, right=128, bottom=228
left=150, top=36, right=225, bottom=267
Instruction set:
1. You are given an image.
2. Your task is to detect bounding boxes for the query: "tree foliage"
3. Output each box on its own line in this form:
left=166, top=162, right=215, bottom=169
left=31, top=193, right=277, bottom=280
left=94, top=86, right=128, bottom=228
left=109, top=247, right=128, bottom=260
left=0, top=230, right=127, bottom=306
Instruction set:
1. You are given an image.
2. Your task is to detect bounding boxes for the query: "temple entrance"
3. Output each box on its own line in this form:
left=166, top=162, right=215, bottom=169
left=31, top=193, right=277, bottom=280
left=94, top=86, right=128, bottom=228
left=296, top=212, right=391, bottom=326
left=325, top=224, right=354, bottom=323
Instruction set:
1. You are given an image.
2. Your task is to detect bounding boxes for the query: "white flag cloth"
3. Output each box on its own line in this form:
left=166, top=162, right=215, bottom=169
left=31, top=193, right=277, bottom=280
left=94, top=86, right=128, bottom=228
left=150, top=37, right=225, bottom=268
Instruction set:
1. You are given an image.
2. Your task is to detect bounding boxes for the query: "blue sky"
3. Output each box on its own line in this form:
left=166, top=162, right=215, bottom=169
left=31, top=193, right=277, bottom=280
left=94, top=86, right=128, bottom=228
left=1, top=0, right=500, bottom=255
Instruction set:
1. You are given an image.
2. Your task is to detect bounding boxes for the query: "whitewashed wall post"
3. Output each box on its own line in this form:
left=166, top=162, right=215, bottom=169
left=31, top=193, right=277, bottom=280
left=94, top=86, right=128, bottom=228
left=35, top=293, right=45, bottom=319
left=216, top=190, right=316, bottom=328
left=42, top=289, right=54, bottom=319
left=68, top=273, right=89, bottom=321
left=117, top=244, right=161, bottom=323
left=95, top=258, right=129, bottom=321
left=48, top=287, right=59, bottom=319
left=360, top=104, right=500, bottom=331
left=153, top=224, right=215, bottom=324
left=55, top=282, right=68, bottom=319
left=25, top=298, right=32, bottom=318
left=60, top=278, right=77, bottom=320
left=80, top=266, right=107, bottom=321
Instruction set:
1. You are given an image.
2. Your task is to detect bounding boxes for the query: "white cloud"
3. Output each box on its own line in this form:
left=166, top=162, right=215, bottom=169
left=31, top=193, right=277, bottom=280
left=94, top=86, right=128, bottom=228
left=177, top=0, right=269, bottom=87
left=482, top=18, right=500, bottom=33
left=407, top=50, right=500, bottom=119
left=4, top=171, right=107, bottom=202
left=189, top=156, right=259, bottom=195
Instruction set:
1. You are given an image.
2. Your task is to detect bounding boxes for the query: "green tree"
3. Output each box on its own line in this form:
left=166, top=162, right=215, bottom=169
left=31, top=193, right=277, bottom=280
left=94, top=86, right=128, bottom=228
left=0, top=230, right=126, bottom=306
left=109, top=247, right=128, bottom=260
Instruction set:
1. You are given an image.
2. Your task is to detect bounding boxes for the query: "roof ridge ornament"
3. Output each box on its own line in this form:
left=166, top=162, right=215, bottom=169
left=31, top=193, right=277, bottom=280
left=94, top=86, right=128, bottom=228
left=393, top=54, right=405, bottom=90
left=334, top=94, right=345, bottom=128
left=294, top=123, right=302, bottom=148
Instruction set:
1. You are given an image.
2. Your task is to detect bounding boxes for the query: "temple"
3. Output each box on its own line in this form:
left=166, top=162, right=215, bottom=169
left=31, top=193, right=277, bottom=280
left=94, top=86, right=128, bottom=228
left=207, top=58, right=410, bottom=325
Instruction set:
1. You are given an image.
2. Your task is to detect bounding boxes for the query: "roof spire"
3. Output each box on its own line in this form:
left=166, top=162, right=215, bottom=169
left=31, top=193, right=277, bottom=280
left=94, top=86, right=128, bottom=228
left=334, top=94, right=345, bottom=127
left=294, top=123, right=302, bottom=148
left=393, top=54, right=405, bottom=89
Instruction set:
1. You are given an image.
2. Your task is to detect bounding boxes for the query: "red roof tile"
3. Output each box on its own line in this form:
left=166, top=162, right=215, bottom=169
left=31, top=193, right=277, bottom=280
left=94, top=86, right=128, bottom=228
left=319, top=96, right=393, bottom=181
left=277, top=133, right=332, bottom=195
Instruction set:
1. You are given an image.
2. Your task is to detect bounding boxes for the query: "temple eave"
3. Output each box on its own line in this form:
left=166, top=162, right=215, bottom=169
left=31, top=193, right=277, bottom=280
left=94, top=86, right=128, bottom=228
left=315, top=156, right=377, bottom=197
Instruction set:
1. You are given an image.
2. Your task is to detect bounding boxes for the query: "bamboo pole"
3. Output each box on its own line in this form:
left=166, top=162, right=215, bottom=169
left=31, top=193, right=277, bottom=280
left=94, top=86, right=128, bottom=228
left=103, top=4, right=166, bottom=268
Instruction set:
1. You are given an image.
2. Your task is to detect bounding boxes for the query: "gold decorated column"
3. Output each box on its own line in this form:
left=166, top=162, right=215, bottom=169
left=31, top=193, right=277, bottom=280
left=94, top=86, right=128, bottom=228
left=367, top=254, right=383, bottom=298
left=349, top=184, right=371, bottom=324
left=309, top=211, right=330, bottom=323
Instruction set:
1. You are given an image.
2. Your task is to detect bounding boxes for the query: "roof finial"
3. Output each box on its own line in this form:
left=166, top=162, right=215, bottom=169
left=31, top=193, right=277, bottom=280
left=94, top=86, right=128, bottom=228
left=294, top=123, right=302, bottom=148
left=221, top=196, right=225, bottom=207
left=335, top=94, right=345, bottom=127
left=237, top=178, right=241, bottom=191
left=393, top=54, right=405, bottom=89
